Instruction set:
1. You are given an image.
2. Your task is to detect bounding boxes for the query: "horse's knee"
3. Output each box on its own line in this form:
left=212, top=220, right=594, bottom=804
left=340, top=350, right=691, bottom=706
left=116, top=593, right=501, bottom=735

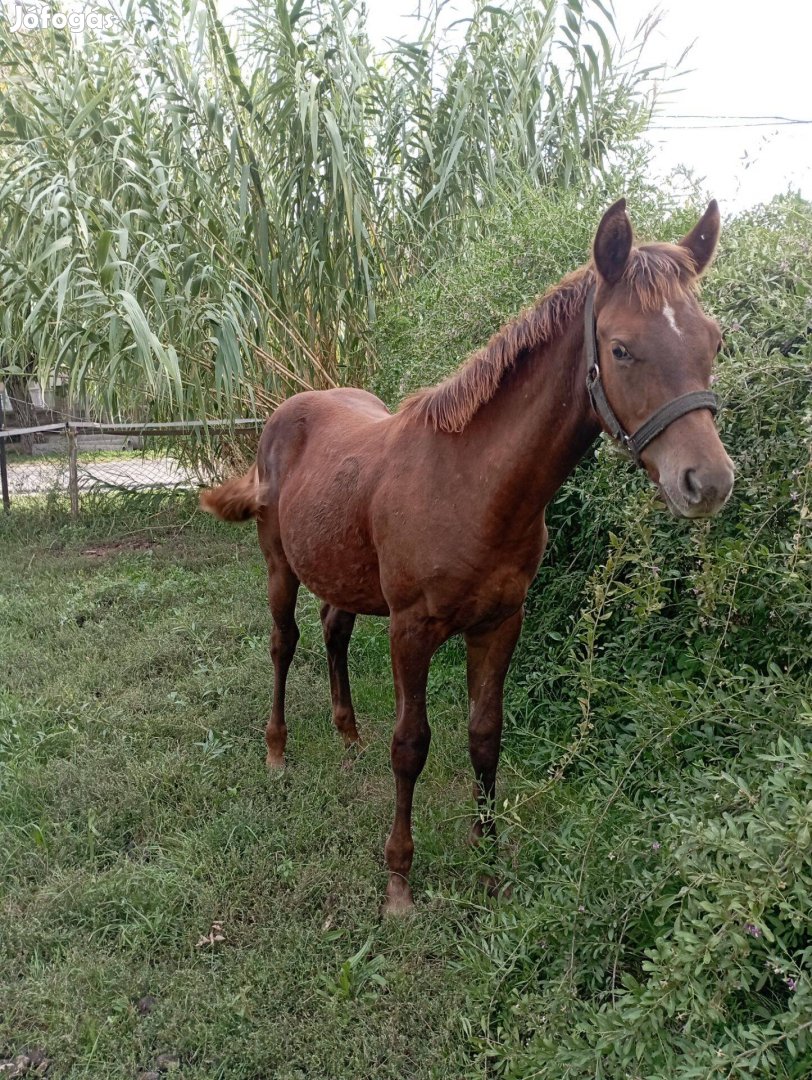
left=391, top=723, right=431, bottom=778
left=270, top=622, right=299, bottom=663
left=322, top=607, right=352, bottom=652
left=468, top=713, right=501, bottom=767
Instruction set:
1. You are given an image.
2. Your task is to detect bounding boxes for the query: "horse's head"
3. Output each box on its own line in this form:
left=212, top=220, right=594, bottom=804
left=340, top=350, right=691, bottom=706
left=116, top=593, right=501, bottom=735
left=589, top=198, right=734, bottom=518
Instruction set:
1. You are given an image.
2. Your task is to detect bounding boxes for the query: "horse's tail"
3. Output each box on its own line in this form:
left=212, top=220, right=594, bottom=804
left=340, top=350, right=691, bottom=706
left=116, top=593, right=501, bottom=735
left=200, top=463, right=261, bottom=522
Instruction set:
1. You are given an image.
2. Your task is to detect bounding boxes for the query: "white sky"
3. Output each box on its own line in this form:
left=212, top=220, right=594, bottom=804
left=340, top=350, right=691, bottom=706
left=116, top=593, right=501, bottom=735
left=365, top=0, right=812, bottom=213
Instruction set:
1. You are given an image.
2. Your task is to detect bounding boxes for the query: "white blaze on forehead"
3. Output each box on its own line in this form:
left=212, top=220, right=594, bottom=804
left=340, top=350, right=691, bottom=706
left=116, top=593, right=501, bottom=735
left=662, top=303, right=682, bottom=338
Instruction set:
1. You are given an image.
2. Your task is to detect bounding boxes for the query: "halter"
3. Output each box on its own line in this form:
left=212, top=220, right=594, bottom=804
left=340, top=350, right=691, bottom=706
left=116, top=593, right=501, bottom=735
left=584, top=286, right=719, bottom=466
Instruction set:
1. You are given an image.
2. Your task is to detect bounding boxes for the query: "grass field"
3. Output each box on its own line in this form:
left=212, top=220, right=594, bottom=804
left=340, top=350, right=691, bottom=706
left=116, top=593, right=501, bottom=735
left=0, top=495, right=520, bottom=1079
left=3, top=471, right=810, bottom=1079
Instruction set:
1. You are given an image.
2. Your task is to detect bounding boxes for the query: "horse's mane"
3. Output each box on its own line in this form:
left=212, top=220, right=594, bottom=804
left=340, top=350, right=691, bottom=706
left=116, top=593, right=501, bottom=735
left=399, top=243, right=698, bottom=434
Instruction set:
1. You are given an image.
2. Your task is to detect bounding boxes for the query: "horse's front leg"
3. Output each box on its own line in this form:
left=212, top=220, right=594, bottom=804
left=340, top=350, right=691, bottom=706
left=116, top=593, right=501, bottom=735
left=382, top=613, right=447, bottom=915
left=464, top=608, right=523, bottom=845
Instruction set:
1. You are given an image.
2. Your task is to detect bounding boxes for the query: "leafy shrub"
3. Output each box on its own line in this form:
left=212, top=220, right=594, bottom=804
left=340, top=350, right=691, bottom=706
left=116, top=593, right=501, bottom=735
left=372, top=186, right=812, bottom=1077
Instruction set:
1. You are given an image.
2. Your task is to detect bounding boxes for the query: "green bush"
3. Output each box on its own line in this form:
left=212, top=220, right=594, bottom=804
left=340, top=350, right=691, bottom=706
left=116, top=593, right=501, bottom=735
left=372, top=186, right=812, bottom=1077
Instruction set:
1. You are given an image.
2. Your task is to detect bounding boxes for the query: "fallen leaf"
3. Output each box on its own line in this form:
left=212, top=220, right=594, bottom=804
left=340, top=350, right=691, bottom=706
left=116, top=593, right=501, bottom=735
left=195, top=920, right=226, bottom=948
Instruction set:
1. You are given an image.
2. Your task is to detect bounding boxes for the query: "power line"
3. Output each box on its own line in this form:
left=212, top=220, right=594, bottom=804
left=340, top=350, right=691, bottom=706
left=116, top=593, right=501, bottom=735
left=651, top=123, right=811, bottom=130
left=667, top=113, right=811, bottom=123
left=650, top=113, right=812, bottom=131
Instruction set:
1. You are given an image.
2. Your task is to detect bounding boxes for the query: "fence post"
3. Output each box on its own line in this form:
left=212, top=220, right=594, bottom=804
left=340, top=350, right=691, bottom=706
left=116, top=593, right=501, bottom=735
left=0, top=401, right=9, bottom=511
left=67, top=424, right=79, bottom=517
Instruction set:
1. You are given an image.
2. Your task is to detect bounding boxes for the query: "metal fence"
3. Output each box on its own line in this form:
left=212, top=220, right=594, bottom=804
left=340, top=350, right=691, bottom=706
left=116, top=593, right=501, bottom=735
left=0, top=417, right=264, bottom=513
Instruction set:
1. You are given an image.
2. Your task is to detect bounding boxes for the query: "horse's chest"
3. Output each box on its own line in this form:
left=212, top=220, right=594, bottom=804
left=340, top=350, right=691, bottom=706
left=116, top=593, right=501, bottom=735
left=479, top=549, right=543, bottom=618
left=471, top=524, right=548, bottom=618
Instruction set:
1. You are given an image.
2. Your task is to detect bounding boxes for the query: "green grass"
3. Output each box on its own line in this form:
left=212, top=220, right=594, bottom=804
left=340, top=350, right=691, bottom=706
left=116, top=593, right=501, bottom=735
left=0, top=496, right=499, bottom=1079
left=2, top=469, right=810, bottom=1080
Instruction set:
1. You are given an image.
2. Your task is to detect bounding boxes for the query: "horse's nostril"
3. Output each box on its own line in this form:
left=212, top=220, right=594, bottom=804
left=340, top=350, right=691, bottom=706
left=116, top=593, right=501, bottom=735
left=680, top=468, right=702, bottom=503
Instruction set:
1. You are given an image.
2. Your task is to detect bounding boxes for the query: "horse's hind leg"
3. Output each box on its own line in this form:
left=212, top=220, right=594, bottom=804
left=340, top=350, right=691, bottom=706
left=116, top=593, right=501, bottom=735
left=320, top=603, right=361, bottom=748
left=265, top=561, right=300, bottom=768
left=464, top=608, right=523, bottom=845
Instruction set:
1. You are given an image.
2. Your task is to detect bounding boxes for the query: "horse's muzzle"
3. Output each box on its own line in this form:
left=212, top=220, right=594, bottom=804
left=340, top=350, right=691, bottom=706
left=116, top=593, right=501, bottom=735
left=661, top=456, right=735, bottom=518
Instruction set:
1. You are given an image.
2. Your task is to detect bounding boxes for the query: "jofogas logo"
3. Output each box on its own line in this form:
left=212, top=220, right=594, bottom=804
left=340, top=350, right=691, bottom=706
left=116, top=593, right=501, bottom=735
left=3, top=1, right=115, bottom=32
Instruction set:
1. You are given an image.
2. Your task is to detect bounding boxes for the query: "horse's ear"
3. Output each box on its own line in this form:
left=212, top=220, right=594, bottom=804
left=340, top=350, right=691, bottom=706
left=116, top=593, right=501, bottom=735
left=679, top=199, right=721, bottom=275
left=593, top=198, right=633, bottom=285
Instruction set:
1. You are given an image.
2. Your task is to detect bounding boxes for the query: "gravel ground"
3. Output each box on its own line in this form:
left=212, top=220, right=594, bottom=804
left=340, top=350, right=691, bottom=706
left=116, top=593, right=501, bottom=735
left=4, top=456, right=195, bottom=495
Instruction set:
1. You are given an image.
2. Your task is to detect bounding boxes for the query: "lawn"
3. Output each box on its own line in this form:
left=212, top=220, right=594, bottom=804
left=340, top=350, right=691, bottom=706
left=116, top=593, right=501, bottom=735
left=3, top=474, right=810, bottom=1079
left=0, top=495, right=499, bottom=1079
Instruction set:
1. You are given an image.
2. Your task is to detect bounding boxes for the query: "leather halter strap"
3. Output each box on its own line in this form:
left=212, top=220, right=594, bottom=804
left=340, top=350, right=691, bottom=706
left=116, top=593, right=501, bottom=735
left=584, top=286, right=719, bottom=465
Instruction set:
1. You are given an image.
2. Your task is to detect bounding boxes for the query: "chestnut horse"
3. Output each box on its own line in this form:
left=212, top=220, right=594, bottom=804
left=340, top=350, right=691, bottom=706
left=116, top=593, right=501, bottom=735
left=201, top=199, right=734, bottom=914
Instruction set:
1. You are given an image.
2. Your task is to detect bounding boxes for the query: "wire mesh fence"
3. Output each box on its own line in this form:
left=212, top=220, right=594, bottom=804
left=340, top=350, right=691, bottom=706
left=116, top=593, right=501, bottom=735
left=0, top=417, right=264, bottom=514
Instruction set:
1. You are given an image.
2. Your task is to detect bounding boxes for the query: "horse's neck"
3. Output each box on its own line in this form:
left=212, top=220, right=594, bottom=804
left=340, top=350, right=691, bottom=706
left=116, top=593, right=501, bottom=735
left=463, top=312, right=600, bottom=527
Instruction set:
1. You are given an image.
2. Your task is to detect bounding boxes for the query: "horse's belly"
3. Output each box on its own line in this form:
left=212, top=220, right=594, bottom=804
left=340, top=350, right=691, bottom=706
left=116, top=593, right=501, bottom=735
left=279, top=486, right=388, bottom=616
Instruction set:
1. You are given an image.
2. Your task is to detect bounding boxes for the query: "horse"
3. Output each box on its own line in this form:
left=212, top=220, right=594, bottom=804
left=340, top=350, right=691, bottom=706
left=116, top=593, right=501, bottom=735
left=201, top=199, right=734, bottom=914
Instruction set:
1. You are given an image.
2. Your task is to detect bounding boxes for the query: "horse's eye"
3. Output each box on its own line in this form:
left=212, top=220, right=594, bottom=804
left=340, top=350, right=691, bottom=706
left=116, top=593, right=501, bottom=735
left=612, top=344, right=631, bottom=361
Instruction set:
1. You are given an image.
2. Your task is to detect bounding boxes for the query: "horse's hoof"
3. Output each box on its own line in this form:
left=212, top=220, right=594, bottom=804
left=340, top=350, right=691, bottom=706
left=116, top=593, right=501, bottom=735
left=481, top=874, right=513, bottom=901
left=468, top=820, right=484, bottom=845
left=265, top=753, right=285, bottom=770
left=341, top=735, right=365, bottom=762
left=381, top=878, right=415, bottom=916
left=381, top=894, right=416, bottom=917
left=468, top=814, right=498, bottom=846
